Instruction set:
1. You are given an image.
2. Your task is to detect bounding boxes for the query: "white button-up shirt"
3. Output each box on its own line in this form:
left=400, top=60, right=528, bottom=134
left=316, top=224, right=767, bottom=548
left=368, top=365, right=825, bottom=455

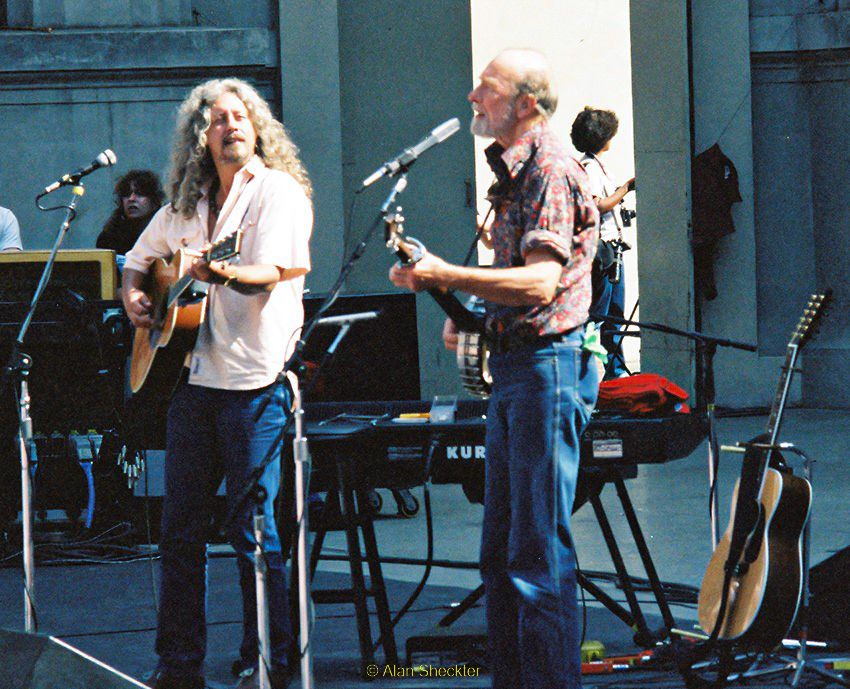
left=125, top=156, right=312, bottom=390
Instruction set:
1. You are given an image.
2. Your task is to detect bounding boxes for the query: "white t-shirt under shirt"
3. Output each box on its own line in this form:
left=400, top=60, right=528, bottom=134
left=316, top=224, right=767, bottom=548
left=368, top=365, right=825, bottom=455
left=125, top=156, right=313, bottom=391
left=579, top=153, right=619, bottom=242
left=0, top=207, right=23, bottom=250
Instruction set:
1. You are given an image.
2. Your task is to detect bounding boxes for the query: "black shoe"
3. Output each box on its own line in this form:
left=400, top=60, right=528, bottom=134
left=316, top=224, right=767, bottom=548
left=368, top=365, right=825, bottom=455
left=233, top=665, right=295, bottom=689
left=143, top=669, right=205, bottom=689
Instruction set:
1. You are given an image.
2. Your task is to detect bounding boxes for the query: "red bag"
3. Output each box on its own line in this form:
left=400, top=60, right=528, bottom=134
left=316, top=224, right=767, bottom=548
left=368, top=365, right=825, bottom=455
left=596, top=373, right=690, bottom=415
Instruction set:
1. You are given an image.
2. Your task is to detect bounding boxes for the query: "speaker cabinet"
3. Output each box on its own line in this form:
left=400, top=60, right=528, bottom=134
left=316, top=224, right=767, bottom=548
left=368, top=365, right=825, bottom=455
left=0, top=629, right=146, bottom=688
left=806, top=546, right=850, bottom=647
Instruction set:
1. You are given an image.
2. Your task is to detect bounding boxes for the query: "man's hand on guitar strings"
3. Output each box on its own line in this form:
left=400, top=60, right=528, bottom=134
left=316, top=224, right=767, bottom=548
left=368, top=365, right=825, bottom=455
left=188, top=256, right=235, bottom=285
left=123, top=288, right=155, bottom=328
left=388, top=251, right=451, bottom=292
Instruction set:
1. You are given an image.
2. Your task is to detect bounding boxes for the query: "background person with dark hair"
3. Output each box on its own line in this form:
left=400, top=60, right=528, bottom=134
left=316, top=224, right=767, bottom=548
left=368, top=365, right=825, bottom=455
left=571, top=106, right=634, bottom=378
left=97, top=170, right=164, bottom=259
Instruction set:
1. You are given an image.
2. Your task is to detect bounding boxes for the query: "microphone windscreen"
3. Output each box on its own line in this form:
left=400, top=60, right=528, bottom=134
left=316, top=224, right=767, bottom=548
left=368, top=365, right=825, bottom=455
left=431, top=118, right=460, bottom=143
left=97, top=149, right=118, bottom=167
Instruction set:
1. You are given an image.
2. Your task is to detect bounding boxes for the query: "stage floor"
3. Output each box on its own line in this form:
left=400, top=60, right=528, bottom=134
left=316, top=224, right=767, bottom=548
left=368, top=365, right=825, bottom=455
left=2, top=407, right=850, bottom=688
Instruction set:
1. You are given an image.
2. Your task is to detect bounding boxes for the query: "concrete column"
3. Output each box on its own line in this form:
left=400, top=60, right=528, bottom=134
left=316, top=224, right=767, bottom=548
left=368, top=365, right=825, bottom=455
left=691, top=0, right=785, bottom=407
left=629, top=0, right=694, bottom=394
left=277, top=0, right=345, bottom=293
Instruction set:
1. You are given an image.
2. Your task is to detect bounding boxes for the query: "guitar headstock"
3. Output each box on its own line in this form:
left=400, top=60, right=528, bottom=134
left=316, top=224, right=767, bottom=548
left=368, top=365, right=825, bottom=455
left=384, top=207, right=405, bottom=244
left=205, top=229, right=243, bottom=263
left=384, top=206, right=423, bottom=264
left=791, top=290, right=832, bottom=348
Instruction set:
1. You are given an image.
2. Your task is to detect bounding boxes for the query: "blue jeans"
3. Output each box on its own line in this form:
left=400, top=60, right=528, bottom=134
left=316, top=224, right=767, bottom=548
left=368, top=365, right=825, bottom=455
left=156, top=382, right=292, bottom=678
left=590, top=269, right=627, bottom=378
left=480, top=332, right=598, bottom=689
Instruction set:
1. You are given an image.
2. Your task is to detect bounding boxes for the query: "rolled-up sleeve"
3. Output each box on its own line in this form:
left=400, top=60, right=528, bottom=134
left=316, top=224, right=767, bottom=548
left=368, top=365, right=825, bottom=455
left=251, top=171, right=312, bottom=273
left=519, top=171, right=596, bottom=264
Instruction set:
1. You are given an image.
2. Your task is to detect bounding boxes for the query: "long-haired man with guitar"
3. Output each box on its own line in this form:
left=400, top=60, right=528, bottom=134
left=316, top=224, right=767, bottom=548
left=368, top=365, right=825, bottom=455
left=390, top=50, right=599, bottom=689
left=122, top=79, right=312, bottom=689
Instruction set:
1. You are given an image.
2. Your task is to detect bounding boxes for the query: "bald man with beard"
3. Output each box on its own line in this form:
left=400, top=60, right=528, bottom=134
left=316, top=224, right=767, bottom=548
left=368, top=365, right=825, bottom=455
left=390, top=50, right=600, bottom=689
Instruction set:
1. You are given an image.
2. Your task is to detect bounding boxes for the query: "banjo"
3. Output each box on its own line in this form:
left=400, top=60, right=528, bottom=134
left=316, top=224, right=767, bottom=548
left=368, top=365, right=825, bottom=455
left=384, top=208, right=492, bottom=397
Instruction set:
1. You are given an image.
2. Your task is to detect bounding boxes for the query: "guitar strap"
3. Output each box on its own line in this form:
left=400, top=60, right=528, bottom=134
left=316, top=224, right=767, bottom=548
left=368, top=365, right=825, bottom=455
left=584, top=153, right=624, bottom=243
left=461, top=203, right=494, bottom=268
left=461, top=144, right=539, bottom=270
left=212, top=174, right=257, bottom=246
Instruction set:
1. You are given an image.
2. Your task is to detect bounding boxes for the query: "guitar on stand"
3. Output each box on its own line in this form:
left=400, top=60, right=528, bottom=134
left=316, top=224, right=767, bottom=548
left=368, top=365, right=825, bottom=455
left=383, top=207, right=492, bottom=397
left=693, top=293, right=830, bottom=671
left=129, top=230, right=242, bottom=398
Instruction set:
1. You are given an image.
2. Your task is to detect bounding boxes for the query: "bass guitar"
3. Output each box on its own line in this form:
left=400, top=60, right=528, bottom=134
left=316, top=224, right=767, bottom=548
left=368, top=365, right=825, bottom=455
left=384, top=208, right=491, bottom=397
left=129, top=230, right=243, bottom=399
left=697, top=291, right=830, bottom=649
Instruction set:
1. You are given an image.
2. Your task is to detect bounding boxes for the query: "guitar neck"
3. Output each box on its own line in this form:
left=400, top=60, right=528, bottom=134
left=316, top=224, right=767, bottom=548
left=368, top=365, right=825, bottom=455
left=428, top=288, right=485, bottom=335
left=765, top=344, right=799, bottom=449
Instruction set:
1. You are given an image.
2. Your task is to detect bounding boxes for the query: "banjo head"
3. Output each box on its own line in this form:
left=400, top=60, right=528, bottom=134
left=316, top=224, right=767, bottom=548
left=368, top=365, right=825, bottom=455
left=456, top=296, right=491, bottom=398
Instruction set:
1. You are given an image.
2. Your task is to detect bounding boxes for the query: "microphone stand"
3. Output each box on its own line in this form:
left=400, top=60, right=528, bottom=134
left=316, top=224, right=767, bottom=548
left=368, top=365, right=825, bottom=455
left=590, top=312, right=756, bottom=549
left=224, top=175, right=410, bottom=689
left=3, top=184, right=86, bottom=632
left=253, top=487, right=272, bottom=689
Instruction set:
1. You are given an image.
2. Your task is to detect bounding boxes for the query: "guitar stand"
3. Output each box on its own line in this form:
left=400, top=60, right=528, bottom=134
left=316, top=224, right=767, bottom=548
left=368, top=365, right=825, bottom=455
left=709, top=441, right=850, bottom=688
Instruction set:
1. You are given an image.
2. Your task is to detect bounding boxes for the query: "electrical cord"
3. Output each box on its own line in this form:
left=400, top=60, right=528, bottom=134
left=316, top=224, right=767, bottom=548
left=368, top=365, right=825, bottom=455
left=372, top=479, right=435, bottom=653
left=342, top=187, right=360, bottom=270
left=140, top=449, right=160, bottom=613
left=580, top=568, right=700, bottom=606
left=576, top=547, right=589, bottom=650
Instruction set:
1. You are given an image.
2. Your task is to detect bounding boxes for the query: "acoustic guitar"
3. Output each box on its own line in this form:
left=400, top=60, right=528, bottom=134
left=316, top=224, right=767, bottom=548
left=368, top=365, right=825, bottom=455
left=129, top=230, right=242, bottom=398
left=697, top=292, right=830, bottom=649
left=384, top=209, right=491, bottom=397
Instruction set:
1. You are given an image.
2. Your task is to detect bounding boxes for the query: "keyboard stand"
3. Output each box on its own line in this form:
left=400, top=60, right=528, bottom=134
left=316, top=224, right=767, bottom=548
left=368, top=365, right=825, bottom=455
left=586, top=470, right=677, bottom=645
left=438, top=467, right=676, bottom=647
left=308, top=452, right=399, bottom=675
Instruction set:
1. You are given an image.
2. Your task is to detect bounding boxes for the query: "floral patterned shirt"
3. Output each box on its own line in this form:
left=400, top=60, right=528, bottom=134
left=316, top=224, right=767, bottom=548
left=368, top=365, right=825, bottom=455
left=484, top=122, right=599, bottom=347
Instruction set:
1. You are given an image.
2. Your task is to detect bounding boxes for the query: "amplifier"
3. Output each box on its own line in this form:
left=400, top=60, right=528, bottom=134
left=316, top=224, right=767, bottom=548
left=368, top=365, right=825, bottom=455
left=0, top=249, right=119, bottom=301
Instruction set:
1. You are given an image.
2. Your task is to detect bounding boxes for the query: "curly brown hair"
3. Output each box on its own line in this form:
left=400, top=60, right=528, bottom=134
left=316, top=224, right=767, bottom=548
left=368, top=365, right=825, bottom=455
left=168, top=78, right=312, bottom=218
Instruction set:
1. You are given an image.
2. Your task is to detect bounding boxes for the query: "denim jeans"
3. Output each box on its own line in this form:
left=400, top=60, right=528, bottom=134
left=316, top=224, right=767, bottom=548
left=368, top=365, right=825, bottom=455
left=591, top=267, right=627, bottom=378
left=155, top=382, right=292, bottom=678
left=480, top=331, right=598, bottom=689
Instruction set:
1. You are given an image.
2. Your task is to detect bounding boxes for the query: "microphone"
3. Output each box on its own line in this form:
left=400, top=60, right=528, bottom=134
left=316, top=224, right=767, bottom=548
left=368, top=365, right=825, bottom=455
left=43, top=149, right=117, bottom=194
left=361, top=118, right=460, bottom=189
left=316, top=311, right=380, bottom=327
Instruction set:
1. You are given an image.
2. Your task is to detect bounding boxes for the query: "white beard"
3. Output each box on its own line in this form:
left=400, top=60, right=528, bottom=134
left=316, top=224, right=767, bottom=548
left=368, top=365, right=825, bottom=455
left=470, top=115, right=494, bottom=138
left=469, top=105, right=517, bottom=140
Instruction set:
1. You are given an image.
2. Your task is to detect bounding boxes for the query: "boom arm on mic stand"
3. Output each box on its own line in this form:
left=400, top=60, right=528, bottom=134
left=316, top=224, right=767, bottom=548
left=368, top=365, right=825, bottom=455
left=40, top=149, right=117, bottom=195
left=589, top=311, right=756, bottom=551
